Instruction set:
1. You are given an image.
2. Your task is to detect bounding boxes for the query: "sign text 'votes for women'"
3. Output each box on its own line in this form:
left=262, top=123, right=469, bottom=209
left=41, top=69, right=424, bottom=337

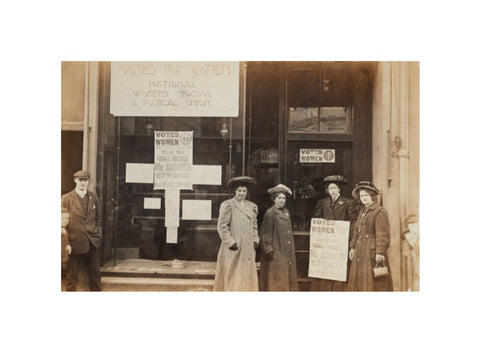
left=309, top=218, right=350, bottom=281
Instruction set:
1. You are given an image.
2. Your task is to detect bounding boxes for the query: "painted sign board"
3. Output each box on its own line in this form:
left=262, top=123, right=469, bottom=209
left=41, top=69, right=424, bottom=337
left=110, top=61, right=240, bottom=117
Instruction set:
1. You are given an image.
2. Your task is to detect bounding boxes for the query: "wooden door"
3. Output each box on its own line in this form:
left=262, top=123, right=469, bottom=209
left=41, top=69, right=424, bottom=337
left=285, top=140, right=353, bottom=231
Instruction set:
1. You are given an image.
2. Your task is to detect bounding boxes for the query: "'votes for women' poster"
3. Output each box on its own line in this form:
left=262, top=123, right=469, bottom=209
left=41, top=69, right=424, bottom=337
left=153, top=131, right=193, bottom=190
left=308, top=218, right=350, bottom=281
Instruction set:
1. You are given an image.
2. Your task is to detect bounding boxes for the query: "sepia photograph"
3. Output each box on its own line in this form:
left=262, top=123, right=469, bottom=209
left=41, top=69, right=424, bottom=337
left=61, top=61, right=419, bottom=292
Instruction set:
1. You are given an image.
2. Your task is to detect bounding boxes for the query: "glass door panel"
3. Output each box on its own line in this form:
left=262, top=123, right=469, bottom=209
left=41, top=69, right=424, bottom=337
left=286, top=140, right=353, bottom=231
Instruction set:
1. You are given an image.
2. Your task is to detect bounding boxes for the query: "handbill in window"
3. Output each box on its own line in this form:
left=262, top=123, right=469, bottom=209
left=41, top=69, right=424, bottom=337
left=153, top=131, right=193, bottom=190
left=299, top=149, right=335, bottom=163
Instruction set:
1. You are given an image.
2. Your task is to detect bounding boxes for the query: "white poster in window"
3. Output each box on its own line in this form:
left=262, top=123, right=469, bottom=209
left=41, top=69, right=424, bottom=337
left=165, top=189, right=180, bottom=227
left=154, top=131, right=193, bottom=190
left=166, top=227, right=178, bottom=244
left=126, top=163, right=154, bottom=183
left=110, top=61, right=240, bottom=117
left=299, top=149, right=335, bottom=163
left=191, top=165, right=222, bottom=185
left=144, top=198, right=161, bottom=210
left=308, top=218, right=350, bottom=281
left=182, top=200, right=212, bottom=220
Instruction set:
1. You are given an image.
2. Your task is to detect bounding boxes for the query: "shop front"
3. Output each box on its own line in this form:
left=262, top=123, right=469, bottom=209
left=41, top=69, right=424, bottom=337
left=62, top=60, right=419, bottom=291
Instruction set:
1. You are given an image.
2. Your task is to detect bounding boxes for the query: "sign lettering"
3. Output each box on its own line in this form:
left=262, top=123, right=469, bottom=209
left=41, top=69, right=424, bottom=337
left=299, top=149, right=335, bottom=163
left=110, top=61, right=240, bottom=117
left=308, top=218, right=350, bottom=281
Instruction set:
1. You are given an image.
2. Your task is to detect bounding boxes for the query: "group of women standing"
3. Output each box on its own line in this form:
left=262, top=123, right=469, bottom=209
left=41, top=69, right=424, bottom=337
left=213, top=175, right=393, bottom=292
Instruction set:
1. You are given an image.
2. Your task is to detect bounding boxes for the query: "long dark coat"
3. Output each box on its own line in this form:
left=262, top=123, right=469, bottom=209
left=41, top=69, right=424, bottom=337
left=310, top=195, right=358, bottom=291
left=347, top=202, right=393, bottom=291
left=259, top=206, right=298, bottom=291
left=214, top=198, right=260, bottom=291
left=61, top=190, right=102, bottom=254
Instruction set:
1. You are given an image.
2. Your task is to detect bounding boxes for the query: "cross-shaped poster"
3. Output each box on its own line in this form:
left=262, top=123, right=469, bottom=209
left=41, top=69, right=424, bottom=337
left=125, top=131, right=222, bottom=243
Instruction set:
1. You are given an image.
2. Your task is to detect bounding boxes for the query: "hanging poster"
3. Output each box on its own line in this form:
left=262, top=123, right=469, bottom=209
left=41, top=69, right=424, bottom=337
left=110, top=61, right=240, bottom=117
left=308, top=218, right=350, bottom=281
left=153, top=131, right=193, bottom=190
left=300, top=149, right=335, bottom=163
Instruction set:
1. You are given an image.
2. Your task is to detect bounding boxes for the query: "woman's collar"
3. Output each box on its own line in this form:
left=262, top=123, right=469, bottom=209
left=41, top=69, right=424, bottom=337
left=363, top=201, right=377, bottom=210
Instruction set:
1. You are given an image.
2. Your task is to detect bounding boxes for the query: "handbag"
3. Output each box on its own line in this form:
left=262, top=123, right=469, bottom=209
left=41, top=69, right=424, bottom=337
left=373, top=261, right=389, bottom=278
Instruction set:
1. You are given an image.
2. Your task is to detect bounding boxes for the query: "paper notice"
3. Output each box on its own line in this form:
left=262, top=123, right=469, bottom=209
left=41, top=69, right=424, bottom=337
left=299, top=149, right=335, bottom=163
left=182, top=200, right=212, bottom=220
left=125, top=163, right=154, bottom=183
left=144, top=197, right=161, bottom=209
left=165, top=189, right=180, bottom=227
left=191, top=165, right=222, bottom=185
left=153, top=131, right=193, bottom=190
left=308, top=218, right=350, bottom=281
left=166, top=227, right=178, bottom=244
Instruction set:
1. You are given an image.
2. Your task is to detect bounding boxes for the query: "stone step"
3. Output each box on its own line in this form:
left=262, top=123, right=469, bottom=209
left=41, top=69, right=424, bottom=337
left=101, top=276, right=214, bottom=291
left=101, top=259, right=216, bottom=278
left=99, top=258, right=312, bottom=291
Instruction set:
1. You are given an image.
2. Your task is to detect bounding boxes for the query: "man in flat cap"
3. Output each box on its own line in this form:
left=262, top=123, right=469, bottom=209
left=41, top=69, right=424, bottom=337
left=61, top=170, right=102, bottom=291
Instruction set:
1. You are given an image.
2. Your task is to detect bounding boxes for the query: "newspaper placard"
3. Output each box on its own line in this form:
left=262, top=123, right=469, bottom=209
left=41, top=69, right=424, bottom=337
left=153, top=131, right=193, bottom=190
left=110, top=61, right=240, bottom=117
left=299, top=149, right=335, bottom=163
left=308, top=218, right=350, bottom=281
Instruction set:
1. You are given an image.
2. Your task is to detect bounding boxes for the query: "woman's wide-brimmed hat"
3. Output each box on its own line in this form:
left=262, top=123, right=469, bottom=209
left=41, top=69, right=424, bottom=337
left=267, top=184, right=292, bottom=196
left=322, top=175, right=347, bottom=184
left=352, top=181, right=381, bottom=198
left=226, top=176, right=257, bottom=189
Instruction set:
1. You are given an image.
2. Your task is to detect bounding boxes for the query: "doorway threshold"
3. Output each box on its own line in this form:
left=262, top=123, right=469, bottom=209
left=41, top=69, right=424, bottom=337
left=101, top=259, right=216, bottom=279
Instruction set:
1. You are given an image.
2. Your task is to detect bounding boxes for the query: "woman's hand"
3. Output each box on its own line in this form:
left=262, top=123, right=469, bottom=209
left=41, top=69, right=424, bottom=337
left=375, top=254, right=385, bottom=263
left=349, top=248, right=355, bottom=260
left=229, top=243, right=239, bottom=251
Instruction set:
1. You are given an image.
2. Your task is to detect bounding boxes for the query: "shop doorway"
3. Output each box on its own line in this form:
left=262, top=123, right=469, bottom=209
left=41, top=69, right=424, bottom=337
left=61, top=131, right=83, bottom=194
left=285, top=140, right=353, bottom=231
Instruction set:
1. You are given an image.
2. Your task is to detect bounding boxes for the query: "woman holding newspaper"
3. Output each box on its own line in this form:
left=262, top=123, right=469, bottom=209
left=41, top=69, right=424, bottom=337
left=310, top=175, right=358, bottom=291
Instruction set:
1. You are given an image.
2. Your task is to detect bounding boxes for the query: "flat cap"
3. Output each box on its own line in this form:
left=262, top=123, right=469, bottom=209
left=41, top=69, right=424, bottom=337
left=73, top=170, right=90, bottom=178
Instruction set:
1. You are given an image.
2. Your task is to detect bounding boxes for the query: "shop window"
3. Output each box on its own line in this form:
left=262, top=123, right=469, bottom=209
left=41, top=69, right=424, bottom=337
left=288, top=106, right=352, bottom=133
left=289, top=107, right=319, bottom=132
left=111, top=114, right=247, bottom=261
left=319, top=106, right=352, bottom=133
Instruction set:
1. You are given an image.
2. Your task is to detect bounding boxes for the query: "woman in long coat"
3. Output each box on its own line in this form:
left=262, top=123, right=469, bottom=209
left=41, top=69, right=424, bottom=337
left=310, top=175, right=358, bottom=291
left=214, top=176, right=260, bottom=291
left=347, top=181, right=393, bottom=291
left=259, top=184, right=298, bottom=291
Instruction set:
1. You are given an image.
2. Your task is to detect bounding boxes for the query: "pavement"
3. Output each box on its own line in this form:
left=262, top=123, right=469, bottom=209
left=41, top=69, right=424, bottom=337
left=61, top=259, right=218, bottom=292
